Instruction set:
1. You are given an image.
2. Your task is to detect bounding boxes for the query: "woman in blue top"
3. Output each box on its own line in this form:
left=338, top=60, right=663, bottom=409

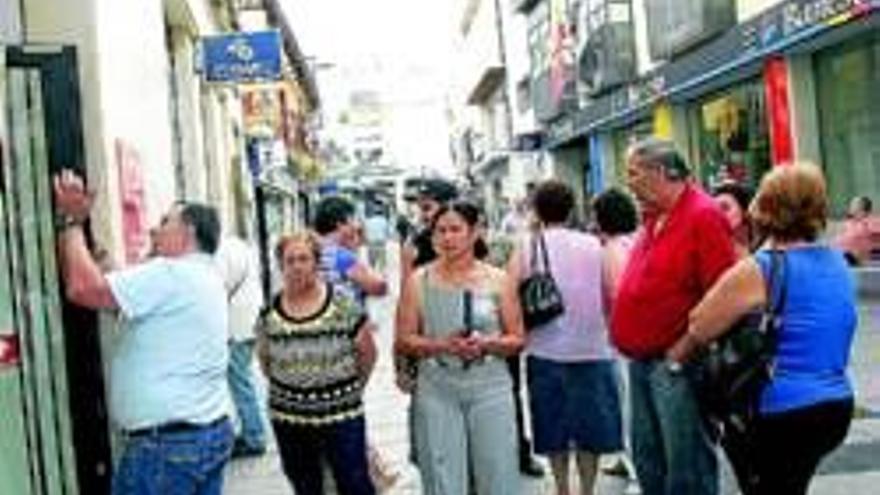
left=668, top=163, right=856, bottom=495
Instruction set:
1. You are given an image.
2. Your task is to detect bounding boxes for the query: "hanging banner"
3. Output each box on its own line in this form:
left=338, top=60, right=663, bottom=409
left=549, top=0, right=576, bottom=115
left=241, top=85, right=283, bottom=137
left=116, top=139, right=148, bottom=264
left=764, top=57, right=794, bottom=165
left=202, top=31, right=281, bottom=83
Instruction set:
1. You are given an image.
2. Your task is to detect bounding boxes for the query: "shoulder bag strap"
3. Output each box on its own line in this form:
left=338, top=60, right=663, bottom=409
left=529, top=231, right=540, bottom=274
left=537, top=231, right=553, bottom=275
left=763, top=250, right=789, bottom=337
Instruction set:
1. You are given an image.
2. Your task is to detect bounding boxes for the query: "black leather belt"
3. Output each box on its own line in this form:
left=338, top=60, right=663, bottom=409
left=125, top=415, right=228, bottom=438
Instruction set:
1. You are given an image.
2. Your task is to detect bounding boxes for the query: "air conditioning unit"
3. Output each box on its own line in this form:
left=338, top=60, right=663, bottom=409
left=645, top=0, right=735, bottom=59
left=578, top=22, right=636, bottom=96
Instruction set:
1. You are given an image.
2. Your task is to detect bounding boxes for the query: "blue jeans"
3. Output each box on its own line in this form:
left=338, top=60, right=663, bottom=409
left=629, top=359, right=717, bottom=495
left=112, top=418, right=233, bottom=495
left=272, top=416, right=375, bottom=495
left=228, top=339, right=266, bottom=449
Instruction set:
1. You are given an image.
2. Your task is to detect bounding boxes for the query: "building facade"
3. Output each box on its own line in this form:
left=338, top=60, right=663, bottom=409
left=514, top=0, right=879, bottom=217
left=0, top=1, right=317, bottom=493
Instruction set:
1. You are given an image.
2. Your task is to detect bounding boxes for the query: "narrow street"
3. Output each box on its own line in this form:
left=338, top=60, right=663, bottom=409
left=224, top=243, right=880, bottom=494
left=224, top=243, right=628, bottom=494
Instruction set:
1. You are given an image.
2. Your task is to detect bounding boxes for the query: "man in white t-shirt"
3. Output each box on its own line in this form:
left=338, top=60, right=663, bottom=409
left=216, top=236, right=267, bottom=457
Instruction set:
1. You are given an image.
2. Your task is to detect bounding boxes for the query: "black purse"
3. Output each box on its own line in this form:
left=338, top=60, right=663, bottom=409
left=692, top=250, right=787, bottom=437
left=518, top=232, right=565, bottom=331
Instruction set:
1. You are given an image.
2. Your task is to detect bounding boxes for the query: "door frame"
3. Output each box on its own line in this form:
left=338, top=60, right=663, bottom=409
left=3, top=45, right=112, bottom=495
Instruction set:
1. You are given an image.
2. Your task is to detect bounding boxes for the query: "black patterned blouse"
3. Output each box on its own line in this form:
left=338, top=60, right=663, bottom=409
left=257, top=283, right=367, bottom=426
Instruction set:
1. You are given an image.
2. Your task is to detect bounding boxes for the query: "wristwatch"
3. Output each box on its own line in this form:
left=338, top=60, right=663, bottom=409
left=666, top=360, right=684, bottom=374
left=55, top=214, right=84, bottom=230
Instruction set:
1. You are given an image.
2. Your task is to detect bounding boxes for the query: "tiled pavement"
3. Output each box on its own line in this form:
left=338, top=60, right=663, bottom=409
left=225, top=245, right=880, bottom=494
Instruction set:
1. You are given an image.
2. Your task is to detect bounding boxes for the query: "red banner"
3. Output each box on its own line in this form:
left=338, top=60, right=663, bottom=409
left=764, top=57, right=794, bottom=165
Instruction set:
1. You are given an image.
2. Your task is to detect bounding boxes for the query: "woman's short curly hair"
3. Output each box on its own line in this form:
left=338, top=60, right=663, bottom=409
left=531, top=180, right=575, bottom=225
left=593, top=188, right=638, bottom=236
left=749, top=163, right=828, bottom=242
left=275, top=230, right=322, bottom=267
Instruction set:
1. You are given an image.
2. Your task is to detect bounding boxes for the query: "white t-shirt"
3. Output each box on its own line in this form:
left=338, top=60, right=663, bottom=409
left=107, top=254, right=230, bottom=429
left=215, top=237, right=263, bottom=341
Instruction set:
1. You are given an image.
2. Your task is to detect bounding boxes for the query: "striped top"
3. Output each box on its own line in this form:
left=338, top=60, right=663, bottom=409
left=257, top=283, right=367, bottom=425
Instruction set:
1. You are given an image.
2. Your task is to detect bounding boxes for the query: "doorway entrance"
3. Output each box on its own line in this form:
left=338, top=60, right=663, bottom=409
left=0, top=45, right=111, bottom=495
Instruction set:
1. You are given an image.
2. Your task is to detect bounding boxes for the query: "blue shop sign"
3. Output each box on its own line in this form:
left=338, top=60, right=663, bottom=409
left=202, top=31, right=281, bottom=83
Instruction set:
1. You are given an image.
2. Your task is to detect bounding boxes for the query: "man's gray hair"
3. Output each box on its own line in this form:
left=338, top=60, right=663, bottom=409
left=628, top=137, right=691, bottom=181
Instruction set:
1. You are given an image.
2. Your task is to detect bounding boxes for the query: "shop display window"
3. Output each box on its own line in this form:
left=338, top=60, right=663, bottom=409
left=611, top=120, right=652, bottom=186
left=815, top=32, right=880, bottom=217
left=692, top=80, right=771, bottom=191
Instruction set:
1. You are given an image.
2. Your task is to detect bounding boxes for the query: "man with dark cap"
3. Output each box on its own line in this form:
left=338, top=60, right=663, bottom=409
left=398, top=177, right=459, bottom=286
left=394, top=178, right=458, bottom=394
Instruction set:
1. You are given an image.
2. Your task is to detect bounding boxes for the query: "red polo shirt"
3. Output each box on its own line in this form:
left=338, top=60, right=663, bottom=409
left=611, top=184, right=736, bottom=359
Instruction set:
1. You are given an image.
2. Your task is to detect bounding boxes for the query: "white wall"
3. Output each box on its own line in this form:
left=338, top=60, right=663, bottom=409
left=95, top=0, right=179, bottom=224
left=632, top=0, right=661, bottom=75
left=737, top=0, right=785, bottom=21
left=168, top=25, right=210, bottom=201
left=0, top=0, right=23, bottom=43
left=22, top=0, right=237, bottom=255
left=502, top=0, right=539, bottom=135
left=23, top=0, right=177, bottom=254
left=463, top=0, right=503, bottom=95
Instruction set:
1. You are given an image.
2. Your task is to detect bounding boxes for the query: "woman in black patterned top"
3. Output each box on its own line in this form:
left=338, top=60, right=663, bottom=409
left=256, top=231, right=377, bottom=495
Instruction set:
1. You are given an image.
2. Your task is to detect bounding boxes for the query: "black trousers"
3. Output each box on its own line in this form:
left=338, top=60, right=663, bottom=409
left=507, top=354, right=534, bottom=461
left=724, top=398, right=852, bottom=495
left=272, top=417, right=375, bottom=495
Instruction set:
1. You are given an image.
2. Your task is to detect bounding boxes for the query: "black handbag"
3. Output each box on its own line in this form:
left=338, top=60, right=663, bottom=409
left=692, top=250, right=787, bottom=437
left=518, top=232, right=565, bottom=330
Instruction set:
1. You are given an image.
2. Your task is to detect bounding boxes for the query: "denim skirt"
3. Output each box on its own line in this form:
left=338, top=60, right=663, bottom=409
left=526, top=356, right=623, bottom=454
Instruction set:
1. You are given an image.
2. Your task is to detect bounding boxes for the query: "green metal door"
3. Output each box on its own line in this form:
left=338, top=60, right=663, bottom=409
left=0, top=46, right=83, bottom=495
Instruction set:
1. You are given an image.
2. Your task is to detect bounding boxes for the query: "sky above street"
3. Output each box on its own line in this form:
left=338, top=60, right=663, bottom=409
left=282, top=0, right=453, bottom=73
left=281, top=0, right=459, bottom=175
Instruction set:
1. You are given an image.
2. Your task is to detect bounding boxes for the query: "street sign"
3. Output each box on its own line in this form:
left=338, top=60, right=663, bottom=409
left=202, top=31, right=281, bottom=83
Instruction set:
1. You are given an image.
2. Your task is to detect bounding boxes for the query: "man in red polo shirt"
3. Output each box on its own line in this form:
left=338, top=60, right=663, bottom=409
left=611, top=138, right=736, bottom=495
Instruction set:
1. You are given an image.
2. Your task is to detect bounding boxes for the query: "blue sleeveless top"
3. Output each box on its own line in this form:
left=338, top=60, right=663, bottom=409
left=756, top=246, right=857, bottom=414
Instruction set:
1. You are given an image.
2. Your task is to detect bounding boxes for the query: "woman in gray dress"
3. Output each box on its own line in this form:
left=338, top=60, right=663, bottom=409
left=395, top=201, right=525, bottom=494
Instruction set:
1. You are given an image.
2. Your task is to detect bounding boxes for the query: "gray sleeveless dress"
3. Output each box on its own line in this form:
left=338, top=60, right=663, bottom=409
left=412, top=268, right=518, bottom=495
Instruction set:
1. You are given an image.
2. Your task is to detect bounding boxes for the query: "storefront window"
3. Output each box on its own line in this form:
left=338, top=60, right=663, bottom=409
left=692, top=80, right=771, bottom=191
left=815, top=32, right=880, bottom=217
left=611, top=120, right=652, bottom=186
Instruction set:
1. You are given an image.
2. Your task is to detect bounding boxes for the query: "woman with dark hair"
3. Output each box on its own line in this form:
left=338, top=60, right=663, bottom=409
left=592, top=187, right=639, bottom=486
left=508, top=180, right=623, bottom=495
left=396, top=201, right=525, bottom=494
left=668, top=163, right=857, bottom=494
left=593, top=187, right=639, bottom=308
left=835, top=195, right=879, bottom=266
left=713, top=181, right=755, bottom=257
